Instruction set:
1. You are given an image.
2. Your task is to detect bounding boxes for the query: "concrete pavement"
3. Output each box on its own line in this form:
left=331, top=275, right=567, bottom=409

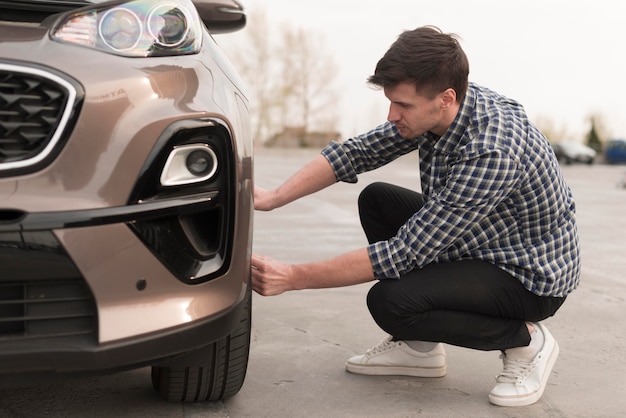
left=0, top=148, right=624, bottom=417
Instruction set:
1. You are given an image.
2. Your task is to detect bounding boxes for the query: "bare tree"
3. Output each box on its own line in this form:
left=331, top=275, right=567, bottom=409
left=279, top=26, right=339, bottom=136
left=218, top=8, right=279, bottom=142
left=217, top=6, right=339, bottom=144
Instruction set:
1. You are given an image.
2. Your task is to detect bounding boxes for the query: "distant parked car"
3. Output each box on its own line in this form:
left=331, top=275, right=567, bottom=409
left=552, top=141, right=596, bottom=165
left=605, top=139, right=626, bottom=164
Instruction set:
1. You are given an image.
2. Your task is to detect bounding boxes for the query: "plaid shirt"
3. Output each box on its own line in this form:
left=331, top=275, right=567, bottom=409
left=321, top=83, right=580, bottom=297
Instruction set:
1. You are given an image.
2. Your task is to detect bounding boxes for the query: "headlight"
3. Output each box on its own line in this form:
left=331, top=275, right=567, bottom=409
left=51, top=0, right=202, bottom=57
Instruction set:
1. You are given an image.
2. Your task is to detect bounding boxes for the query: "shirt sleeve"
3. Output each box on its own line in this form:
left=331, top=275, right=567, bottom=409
left=321, top=122, right=420, bottom=183
left=368, top=149, right=524, bottom=279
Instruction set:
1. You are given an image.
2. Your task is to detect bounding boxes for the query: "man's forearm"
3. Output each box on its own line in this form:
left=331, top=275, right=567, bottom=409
left=273, top=154, right=337, bottom=208
left=290, top=248, right=376, bottom=290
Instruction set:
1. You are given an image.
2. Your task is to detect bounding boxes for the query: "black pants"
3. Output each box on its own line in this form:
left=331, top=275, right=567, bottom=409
left=359, top=182, right=566, bottom=351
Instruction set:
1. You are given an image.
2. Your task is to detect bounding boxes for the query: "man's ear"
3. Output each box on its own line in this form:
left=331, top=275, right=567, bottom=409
left=441, top=88, right=457, bottom=108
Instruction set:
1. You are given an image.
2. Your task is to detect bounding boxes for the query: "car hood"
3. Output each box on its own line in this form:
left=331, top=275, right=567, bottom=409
left=0, top=0, right=112, bottom=22
left=1, top=0, right=97, bottom=7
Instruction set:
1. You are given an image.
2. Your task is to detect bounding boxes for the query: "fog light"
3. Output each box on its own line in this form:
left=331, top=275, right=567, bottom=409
left=160, top=144, right=218, bottom=186
left=186, top=149, right=214, bottom=176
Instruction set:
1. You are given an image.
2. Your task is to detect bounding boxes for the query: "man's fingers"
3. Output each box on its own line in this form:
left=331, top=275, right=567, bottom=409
left=251, top=255, right=268, bottom=295
left=250, top=253, right=287, bottom=297
left=251, top=253, right=269, bottom=272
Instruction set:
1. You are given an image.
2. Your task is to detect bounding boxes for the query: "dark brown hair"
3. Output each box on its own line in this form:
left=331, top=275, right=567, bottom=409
left=368, top=26, right=469, bottom=102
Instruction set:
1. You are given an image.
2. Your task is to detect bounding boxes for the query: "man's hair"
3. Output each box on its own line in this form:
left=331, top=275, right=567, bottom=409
left=368, top=26, right=469, bottom=102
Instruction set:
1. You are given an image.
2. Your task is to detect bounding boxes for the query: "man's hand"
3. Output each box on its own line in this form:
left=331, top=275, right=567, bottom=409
left=253, top=186, right=278, bottom=211
left=251, top=254, right=295, bottom=296
left=251, top=249, right=376, bottom=296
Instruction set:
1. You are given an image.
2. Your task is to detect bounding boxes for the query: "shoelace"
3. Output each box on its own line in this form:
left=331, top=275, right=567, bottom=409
left=495, top=353, right=536, bottom=383
left=365, top=336, right=401, bottom=356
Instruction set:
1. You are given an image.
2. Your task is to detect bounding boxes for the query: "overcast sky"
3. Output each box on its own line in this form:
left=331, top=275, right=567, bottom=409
left=222, top=0, right=626, bottom=141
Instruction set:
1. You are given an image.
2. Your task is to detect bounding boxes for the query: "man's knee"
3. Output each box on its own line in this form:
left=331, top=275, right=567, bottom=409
left=367, top=280, right=404, bottom=331
left=358, top=182, right=389, bottom=210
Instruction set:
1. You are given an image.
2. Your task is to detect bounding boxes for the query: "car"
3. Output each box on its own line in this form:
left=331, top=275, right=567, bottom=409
left=605, top=139, right=626, bottom=164
left=0, top=0, right=253, bottom=402
left=551, top=141, right=596, bottom=165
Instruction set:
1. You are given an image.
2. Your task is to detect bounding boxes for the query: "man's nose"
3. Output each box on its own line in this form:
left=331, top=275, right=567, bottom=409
left=387, top=104, right=399, bottom=122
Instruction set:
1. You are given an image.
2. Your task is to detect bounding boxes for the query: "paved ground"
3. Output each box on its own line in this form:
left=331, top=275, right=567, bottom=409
left=1, top=148, right=625, bottom=417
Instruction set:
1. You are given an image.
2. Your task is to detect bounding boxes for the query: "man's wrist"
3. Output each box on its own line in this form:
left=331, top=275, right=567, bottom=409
left=288, top=263, right=307, bottom=291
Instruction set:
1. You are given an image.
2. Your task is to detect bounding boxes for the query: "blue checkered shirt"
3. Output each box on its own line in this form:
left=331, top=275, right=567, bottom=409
left=321, top=83, right=580, bottom=297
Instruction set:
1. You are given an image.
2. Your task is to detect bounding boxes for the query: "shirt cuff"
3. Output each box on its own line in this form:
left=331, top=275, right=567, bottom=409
left=367, top=241, right=401, bottom=280
left=320, top=141, right=359, bottom=184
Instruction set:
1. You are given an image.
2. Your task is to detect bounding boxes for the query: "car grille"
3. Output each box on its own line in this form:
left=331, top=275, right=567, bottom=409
left=0, top=63, right=78, bottom=173
left=0, top=278, right=97, bottom=342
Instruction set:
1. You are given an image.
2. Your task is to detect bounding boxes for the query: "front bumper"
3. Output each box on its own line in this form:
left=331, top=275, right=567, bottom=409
left=0, top=189, right=250, bottom=382
left=0, top=284, right=248, bottom=386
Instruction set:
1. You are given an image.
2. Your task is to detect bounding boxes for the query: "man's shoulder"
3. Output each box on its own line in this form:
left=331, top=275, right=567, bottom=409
left=469, top=83, right=519, bottom=105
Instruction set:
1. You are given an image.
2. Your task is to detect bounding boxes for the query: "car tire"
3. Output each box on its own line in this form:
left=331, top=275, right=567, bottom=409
left=151, top=285, right=252, bottom=402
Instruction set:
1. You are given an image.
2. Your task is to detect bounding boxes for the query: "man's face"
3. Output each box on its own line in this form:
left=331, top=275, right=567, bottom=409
left=384, top=82, right=449, bottom=139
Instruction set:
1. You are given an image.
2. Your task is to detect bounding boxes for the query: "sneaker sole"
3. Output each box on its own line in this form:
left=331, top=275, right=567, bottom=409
left=345, top=362, right=446, bottom=378
left=488, top=338, right=560, bottom=407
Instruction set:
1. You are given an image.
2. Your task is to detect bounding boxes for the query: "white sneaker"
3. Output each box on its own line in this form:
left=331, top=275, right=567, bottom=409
left=489, top=323, right=560, bottom=407
left=345, top=336, right=446, bottom=377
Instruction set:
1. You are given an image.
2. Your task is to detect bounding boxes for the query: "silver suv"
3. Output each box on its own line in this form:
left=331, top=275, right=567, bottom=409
left=0, top=0, right=253, bottom=402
